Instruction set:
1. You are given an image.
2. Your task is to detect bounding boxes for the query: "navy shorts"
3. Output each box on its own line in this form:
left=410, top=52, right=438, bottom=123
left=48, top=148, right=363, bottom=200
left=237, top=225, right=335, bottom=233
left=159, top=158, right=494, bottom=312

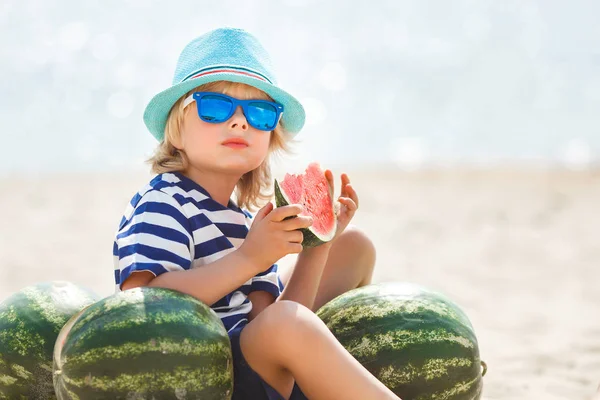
left=229, top=327, right=307, bottom=400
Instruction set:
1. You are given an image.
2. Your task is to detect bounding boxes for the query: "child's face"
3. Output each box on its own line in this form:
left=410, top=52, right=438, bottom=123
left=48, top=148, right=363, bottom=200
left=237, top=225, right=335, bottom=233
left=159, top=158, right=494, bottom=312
left=177, top=84, right=272, bottom=177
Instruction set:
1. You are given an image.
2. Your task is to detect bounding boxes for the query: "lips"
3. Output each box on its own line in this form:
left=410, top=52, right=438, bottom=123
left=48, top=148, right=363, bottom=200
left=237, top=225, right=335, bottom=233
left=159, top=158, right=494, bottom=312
left=221, top=138, right=249, bottom=146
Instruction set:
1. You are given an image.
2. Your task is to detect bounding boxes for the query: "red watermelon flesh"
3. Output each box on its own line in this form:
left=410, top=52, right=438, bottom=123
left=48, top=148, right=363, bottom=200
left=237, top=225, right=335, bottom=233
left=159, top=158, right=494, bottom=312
left=274, top=162, right=336, bottom=247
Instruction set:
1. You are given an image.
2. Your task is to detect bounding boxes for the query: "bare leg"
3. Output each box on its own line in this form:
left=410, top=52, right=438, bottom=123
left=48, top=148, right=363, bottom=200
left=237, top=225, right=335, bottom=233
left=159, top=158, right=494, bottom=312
left=280, top=225, right=376, bottom=312
left=240, top=300, right=399, bottom=400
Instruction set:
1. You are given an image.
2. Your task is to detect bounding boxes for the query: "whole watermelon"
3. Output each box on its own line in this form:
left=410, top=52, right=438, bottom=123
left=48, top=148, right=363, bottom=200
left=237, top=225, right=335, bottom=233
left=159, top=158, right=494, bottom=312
left=316, top=282, right=487, bottom=400
left=53, top=287, right=233, bottom=400
left=0, top=281, right=100, bottom=399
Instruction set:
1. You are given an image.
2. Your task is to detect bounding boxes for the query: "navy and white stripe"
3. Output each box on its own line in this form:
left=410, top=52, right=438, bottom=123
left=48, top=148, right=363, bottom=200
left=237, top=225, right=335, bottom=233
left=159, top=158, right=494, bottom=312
left=113, top=172, right=283, bottom=333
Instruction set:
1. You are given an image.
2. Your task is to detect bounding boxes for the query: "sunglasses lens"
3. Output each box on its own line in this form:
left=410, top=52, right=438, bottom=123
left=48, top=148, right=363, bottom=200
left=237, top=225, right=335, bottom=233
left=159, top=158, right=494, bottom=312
left=199, top=95, right=233, bottom=122
left=247, top=102, right=278, bottom=130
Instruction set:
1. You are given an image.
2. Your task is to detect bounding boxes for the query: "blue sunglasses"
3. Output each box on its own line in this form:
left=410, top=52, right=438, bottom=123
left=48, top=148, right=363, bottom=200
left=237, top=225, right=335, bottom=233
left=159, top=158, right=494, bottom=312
left=182, top=92, right=284, bottom=131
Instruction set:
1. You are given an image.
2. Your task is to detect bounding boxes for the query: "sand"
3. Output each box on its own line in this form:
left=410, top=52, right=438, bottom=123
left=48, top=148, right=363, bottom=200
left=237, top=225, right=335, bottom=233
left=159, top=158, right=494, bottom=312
left=1, top=167, right=599, bottom=399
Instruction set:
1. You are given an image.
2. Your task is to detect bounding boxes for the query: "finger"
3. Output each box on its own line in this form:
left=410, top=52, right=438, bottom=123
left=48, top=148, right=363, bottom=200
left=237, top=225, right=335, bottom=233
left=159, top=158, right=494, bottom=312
left=254, top=202, right=274, bottom=222
left=344, top=184, right=359, bottom=208
left=339, top=197, right=357, bottom=212
left=280, top=215, right=313, bottom=231
left=340, top=173, right=350, bottom=197
left=285, top=230, right=304, bottom=244
left=325, top=169, right=334, bottom=191
left=288, top=243, right=303, bottom=254
left=270, top=204, right=303, bottom=222
left=342, top=173, right=350, bottom=187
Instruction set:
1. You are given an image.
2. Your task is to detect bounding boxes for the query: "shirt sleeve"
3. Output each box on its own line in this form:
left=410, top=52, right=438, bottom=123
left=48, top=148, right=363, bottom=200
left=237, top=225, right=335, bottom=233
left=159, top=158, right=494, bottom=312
left=113, top=190, right=193, bottom=290
left=250, top=263, right=283, bottom=299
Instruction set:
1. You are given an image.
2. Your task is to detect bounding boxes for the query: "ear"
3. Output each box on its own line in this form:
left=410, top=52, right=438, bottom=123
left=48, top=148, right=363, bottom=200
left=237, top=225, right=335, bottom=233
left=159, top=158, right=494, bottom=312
left=169, top=106, right=189, bottom=150
left=169, top=117, right=187, bottom=150
left=170, top=132, right=183, bottom=150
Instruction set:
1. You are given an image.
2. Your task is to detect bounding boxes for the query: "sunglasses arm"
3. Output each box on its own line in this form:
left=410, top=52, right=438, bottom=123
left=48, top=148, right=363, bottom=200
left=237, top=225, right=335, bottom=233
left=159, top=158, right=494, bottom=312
left=182, top=94, right=196, bottom=108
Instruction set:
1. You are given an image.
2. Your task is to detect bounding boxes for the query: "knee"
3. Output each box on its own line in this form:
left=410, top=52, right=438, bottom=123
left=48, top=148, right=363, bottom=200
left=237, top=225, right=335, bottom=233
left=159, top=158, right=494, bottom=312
left=261, top=300, right=318, bottom=331
left=256, top=300, right=327, bottom=349
left=342, top=225, right=376, bottom=268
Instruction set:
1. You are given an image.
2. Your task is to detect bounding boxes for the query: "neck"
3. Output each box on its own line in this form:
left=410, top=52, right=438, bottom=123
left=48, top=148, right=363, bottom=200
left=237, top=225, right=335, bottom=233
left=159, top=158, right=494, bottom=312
left=181, top=166, right=242, bottom=208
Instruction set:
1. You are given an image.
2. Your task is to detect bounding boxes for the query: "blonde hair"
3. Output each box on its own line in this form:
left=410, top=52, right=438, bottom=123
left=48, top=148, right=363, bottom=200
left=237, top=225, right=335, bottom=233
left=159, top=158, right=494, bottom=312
left=147, top=81, right=297, bottom=211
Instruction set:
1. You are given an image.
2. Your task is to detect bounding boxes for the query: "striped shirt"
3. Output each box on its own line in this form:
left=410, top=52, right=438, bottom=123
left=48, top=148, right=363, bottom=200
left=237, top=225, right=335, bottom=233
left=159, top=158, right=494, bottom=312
left=113, top=172, right=283, bottom=333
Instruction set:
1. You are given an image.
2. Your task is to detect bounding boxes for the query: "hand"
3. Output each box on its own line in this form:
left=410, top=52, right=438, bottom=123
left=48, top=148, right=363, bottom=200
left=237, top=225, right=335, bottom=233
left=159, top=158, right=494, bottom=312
left=325, top=170, right=359, bottom=243
left=238, top=203, right=313, bottom=272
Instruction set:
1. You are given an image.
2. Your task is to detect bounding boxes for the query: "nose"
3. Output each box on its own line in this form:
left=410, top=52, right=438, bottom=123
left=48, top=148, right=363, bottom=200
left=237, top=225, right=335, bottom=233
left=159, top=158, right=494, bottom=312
left=229, top=106, right=248, bottom=131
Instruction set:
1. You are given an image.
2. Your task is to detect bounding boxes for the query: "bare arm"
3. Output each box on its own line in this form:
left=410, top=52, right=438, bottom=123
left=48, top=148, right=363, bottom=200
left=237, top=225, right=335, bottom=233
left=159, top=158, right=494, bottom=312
left=121, top=249, right=263, bottom=306
left=120, top=203, right=310, bottom=306
left=279, top=170, right=359, bottom=310
left=248, top=245, right=330, bottom=318
left=278, top=243, right=332, bottom=310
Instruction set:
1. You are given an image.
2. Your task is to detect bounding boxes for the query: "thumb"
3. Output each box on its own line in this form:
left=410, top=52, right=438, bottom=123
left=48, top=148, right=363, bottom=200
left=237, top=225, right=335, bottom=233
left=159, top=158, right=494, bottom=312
left=254, top=202, right=274, bottom=222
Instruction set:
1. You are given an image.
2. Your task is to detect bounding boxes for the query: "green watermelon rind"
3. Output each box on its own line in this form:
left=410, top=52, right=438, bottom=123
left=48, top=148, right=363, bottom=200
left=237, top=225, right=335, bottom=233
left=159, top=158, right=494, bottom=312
left=0, top=281, right=99, bottom=400
left=274, top=179, right=336, bottom=248
left=53, top=287, right=233, bottom=400
left=316, top=282, right=485, bottom=400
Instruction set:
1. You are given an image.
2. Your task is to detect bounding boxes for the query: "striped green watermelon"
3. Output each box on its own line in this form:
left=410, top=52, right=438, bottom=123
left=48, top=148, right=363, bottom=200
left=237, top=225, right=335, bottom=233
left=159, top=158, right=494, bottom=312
left=274, top=162, right=337, bottom=247
left=0, top=281, right=100, bottom=399
left=53, top=287, right=233, bottom=399
left=316, top=282, right=487, bottom=400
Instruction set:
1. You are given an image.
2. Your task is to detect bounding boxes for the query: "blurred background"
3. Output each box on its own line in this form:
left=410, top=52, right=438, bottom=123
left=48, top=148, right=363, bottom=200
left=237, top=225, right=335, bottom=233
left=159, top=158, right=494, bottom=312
left=1, top=1, right=599, bottom=399
left=1, top=0, right=599, bottom=173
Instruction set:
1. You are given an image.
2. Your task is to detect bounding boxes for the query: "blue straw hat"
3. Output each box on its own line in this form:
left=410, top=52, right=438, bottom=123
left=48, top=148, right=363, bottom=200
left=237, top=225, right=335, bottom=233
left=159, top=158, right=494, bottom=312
left=143, top=28, right=305, bottom=141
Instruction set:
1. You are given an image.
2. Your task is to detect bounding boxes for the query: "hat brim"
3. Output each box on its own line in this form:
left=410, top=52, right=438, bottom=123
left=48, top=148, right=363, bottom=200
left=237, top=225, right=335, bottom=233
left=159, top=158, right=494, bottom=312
left=143, top=74, right=305, bottom=141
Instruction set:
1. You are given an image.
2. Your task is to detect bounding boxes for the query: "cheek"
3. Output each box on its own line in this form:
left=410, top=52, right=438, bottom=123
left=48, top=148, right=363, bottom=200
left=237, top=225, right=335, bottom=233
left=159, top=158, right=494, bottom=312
left=258, top=132, right=272, bottom=152
left=181, top=120, right=217, bottom=149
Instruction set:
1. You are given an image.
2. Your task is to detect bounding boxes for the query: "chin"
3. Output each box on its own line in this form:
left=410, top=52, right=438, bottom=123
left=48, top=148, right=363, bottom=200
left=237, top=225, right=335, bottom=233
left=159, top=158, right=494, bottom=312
left=218, top=162, right=262, bottom=175
left=189, top=156, right=262, bottom=174
left=222, top=156, right=264, bottom=172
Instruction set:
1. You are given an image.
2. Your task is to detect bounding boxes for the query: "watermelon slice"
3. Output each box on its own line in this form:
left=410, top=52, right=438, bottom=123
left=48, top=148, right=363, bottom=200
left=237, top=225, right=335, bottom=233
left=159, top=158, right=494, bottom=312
left=274, top=162, right=337, bottom=247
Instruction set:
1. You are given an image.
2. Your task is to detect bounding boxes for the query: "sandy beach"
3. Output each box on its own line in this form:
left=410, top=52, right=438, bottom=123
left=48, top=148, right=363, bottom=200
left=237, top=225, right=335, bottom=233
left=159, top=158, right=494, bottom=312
left=1, top=167, right=598, bottom=400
